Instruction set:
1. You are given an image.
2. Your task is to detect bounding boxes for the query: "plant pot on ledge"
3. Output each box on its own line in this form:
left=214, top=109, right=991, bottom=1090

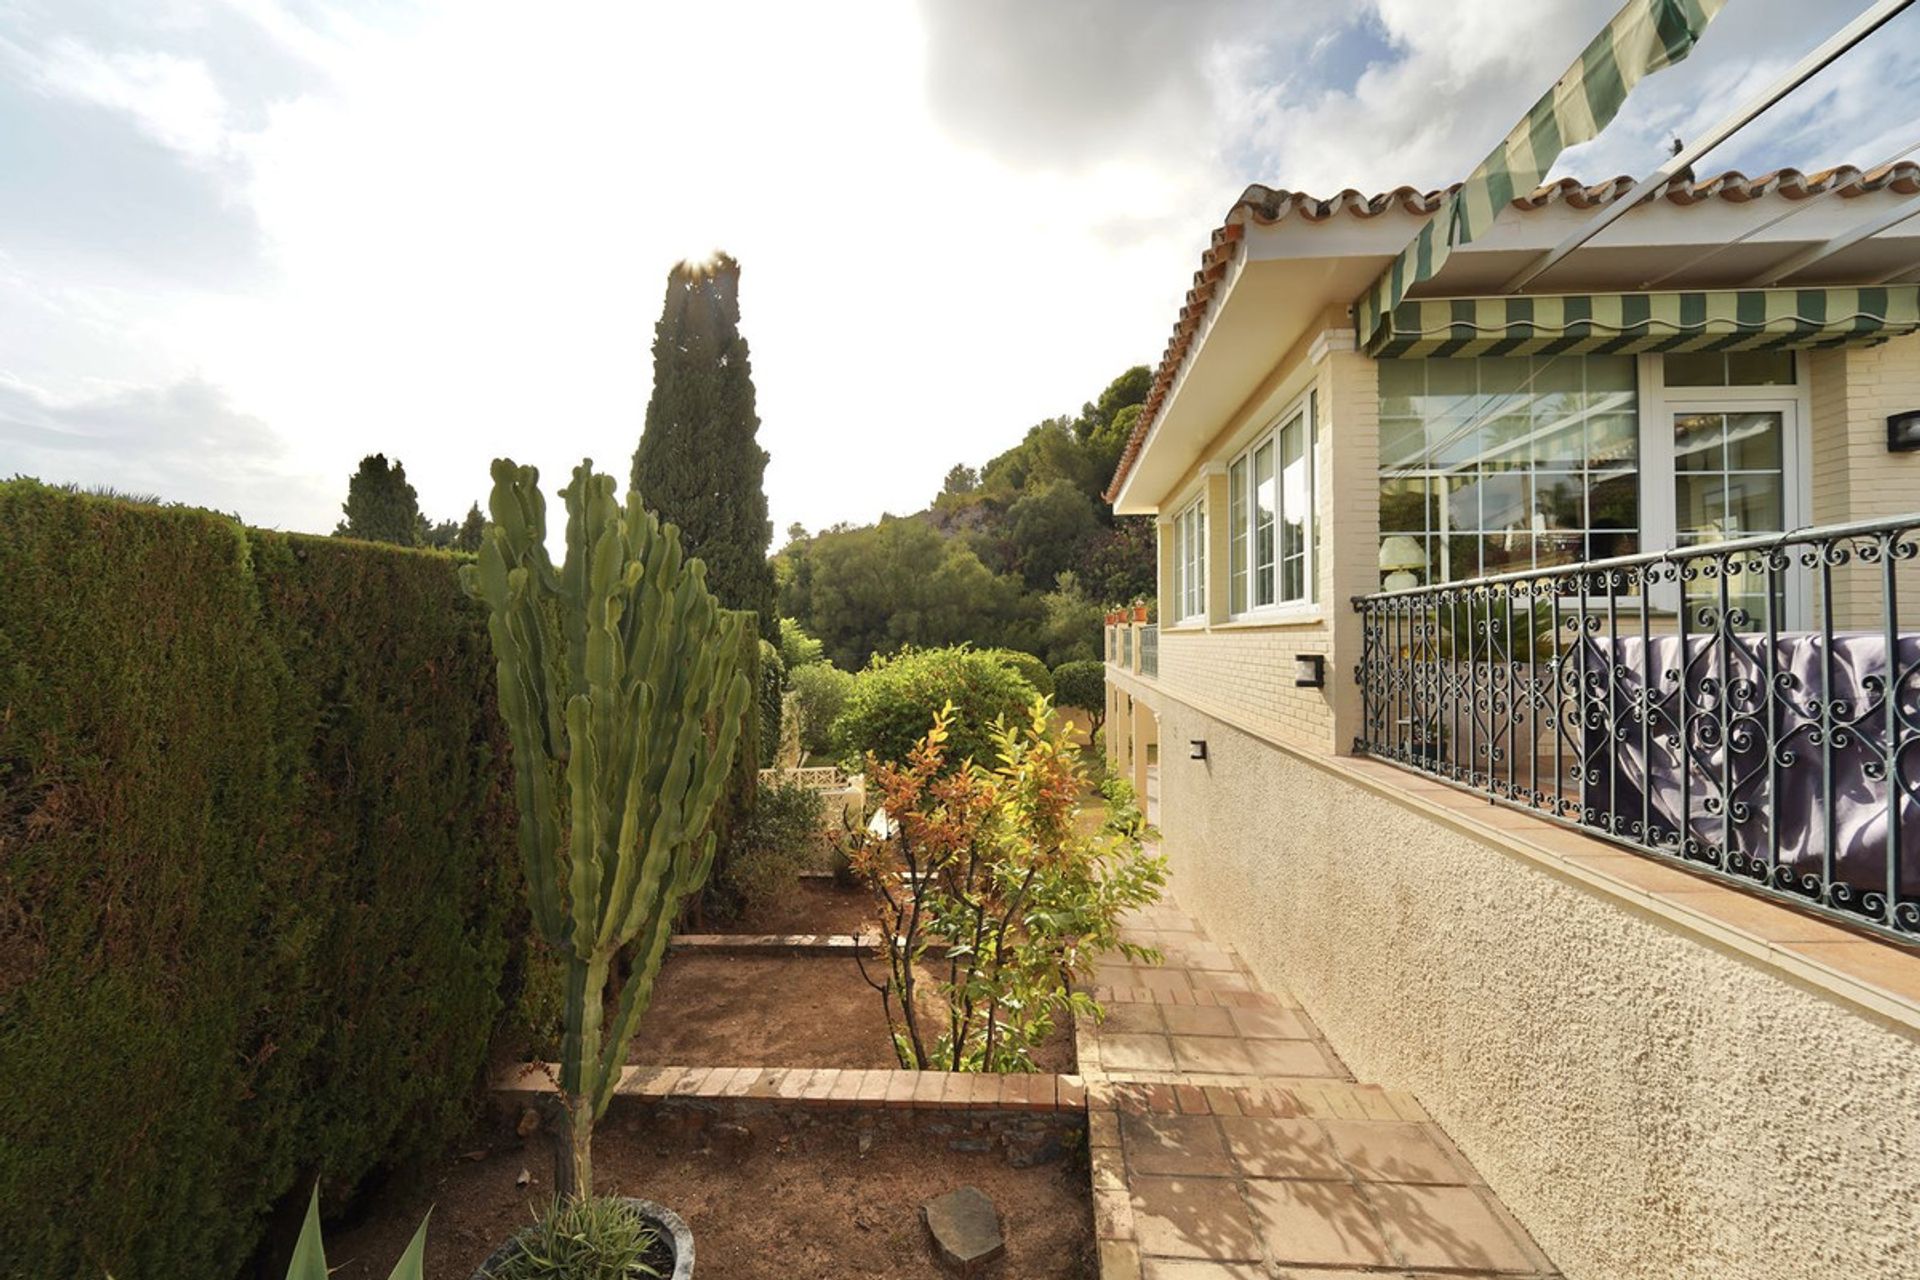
left=471, top=1198, right=695, bottom=1280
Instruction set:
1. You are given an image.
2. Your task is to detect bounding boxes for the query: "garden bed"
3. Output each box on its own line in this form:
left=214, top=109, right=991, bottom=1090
left=326, top=1112, right=1094, bottom=1280
left=705, top=877, right=877, bottom=937
left=625, top=952, right=1077, bottom=1073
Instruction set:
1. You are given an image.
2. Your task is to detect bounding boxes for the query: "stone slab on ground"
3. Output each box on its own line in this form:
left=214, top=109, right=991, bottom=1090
left=921, top=1185, right=1006, bottom=1276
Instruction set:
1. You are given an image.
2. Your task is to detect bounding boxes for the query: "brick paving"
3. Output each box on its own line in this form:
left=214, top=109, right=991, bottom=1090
left=1080, top=899, right=1561, bottom=1279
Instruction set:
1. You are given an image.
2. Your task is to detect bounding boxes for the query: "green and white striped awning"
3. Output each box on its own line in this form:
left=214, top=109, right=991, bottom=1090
left=1367, top=286, right=1920, bottom=358
left=1353, top=0, right=1728, bottom=352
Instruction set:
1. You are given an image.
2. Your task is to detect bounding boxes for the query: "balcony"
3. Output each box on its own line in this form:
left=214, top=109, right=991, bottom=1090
left=1104, top=618, right=1157, bottom=679
left=1353, top=513, right=1920, bottom=945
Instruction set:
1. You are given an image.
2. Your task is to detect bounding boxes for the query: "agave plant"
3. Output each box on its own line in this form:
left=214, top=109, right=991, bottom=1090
left=286, top=1185, right=429, bottom=1280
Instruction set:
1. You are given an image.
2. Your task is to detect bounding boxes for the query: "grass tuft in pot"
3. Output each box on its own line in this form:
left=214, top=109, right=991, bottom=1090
left=487, top=1197, right=664, bottom=1280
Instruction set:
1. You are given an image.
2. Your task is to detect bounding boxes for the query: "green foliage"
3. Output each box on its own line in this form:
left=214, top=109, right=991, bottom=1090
left=832, top=645, right=1037, bottom=772
left=285, top=1185, right=429, bottom=1280
left=788, top=660, right=854, bottom=758
left=1006, top=479, right=1101, bottom=590
left=464, top=459, right=751, bottom=1199
left=1039, top=571, right=1103, bottom=666
left=720, top=779, right=828, bottom=918
left=487, top=1196, right=663, bottom=1280
left=777, top=616, right=824, bottom=669
left=632, top=253, right=777, bottom=638
left=458, top=501, right=487, bottom=551
left=847, top=701, right=1167, bottom=1071
left=778, top=517, right=1038, bottom=671
left=1052, top=660, right=1106, bottom=727
left=990, top=647, right=1054, bottom=699
left=758, top=638, right=785, bottom=763
left=0, top=480, right=517, bottom=1280
left=335, top=452, right=424, bottom=545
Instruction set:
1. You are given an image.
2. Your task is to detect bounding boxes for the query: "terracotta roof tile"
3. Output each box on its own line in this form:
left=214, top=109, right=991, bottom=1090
left=1105, top=163, right=1920, bottom=502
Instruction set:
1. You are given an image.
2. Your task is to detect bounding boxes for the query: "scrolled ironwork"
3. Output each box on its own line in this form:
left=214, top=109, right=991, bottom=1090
left=1354, top=513, right=1920, bottom=945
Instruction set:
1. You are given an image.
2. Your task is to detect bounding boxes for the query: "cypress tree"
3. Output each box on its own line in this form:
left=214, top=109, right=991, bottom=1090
left=632, top=253, right=776, bottom=637
left=333, top=453, right=422, bottom=545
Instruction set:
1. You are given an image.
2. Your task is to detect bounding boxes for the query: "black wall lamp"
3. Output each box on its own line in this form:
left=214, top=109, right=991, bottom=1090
left=1189, top=739, right=1208, bottom=761
left=1888, top=410, right=1920, bottom=453
left=1294, top=654, right=1326, bottom=689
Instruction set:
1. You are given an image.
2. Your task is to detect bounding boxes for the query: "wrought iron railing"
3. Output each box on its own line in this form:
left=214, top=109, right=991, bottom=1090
left=1139, top=624, right=1159, bottom=678
left=1354, top=513, right=1920, bottom=944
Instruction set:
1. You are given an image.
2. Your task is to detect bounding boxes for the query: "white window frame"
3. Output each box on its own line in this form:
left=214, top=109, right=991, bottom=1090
left=1226, top=390, right=1317, bottom=620
left=1171, top=497, right=1207, bottom=623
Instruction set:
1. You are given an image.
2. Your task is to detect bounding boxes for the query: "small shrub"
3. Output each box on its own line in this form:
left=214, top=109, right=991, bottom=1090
left=488, top=1196, right=664, bottom=1280
left=991, top=648, right=1055, bottom=699
left=846, top=699, right=1167, bottom=1072
left=778, top=616, right=824, bottom=669
left=833, top=645, right=1036, bottom=771
left=721, top=779, right=828, bottom=917
left=789, top=661, right=854, bottom=758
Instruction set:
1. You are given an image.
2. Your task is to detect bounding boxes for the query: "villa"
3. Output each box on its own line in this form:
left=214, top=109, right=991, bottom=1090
left=1102, top=160, right=1920, bottom=1278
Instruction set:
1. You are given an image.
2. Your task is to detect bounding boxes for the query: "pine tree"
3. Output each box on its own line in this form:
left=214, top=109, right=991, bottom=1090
left=632, top=253, right=776, bottom=637
left=334, top=453, right=422, bottom=545
left=455, top=502, right=485, bottom=552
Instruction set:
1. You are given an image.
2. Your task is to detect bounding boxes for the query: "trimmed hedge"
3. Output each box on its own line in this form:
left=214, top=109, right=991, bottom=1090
left=0, top=482, right=518, bottom=1279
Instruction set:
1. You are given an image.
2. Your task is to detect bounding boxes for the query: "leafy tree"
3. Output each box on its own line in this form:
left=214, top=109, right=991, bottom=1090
left=832, top=645, right=1037, bottom=772
left=1040, top=571, right=1103, bottom=665
left=941, top=463, right=980, bottom=496
left=1007, top=479, right=1100, bottom=590
left=632, top=253, right=777, bottom=637
left=1081, top=518, right=1157, bottom=605
left=782, top=518, right=1038, bottom=670
left=989, top=648, right=1054, bottom=699
left=778, top=616, right=824, bottom=670
left=334, top=454, right=422, bottom=545
left=788, top=661, right=854, bottom=757
left=1052, top=659, right=1106, bottom=733
left=455, top=502, right=485, bottom=552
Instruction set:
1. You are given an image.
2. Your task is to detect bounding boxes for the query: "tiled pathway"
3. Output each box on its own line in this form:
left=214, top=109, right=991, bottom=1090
left=1079, top=899, right=1560, bottom=1280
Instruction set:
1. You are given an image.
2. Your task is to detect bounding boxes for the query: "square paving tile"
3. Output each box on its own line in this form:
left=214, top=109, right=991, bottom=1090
left=1170, top=1035, right=1258, bottom=1074
left=1161, top=1005, right=1236, bottom=1036
left=1189, top=969, right=1254, bottom=993
left=1218, top=1116, right=1347, bottom=1180
left=1321, top=1119, right=1471, bottom=1185
left=1123, top=1112, right=1235, bottom=1177
left=1242, top=1178, right=1395, bottom=1269
left=1101, top=1003, right=1168, bottom=1035
left=1136, top=966, right=1197, bottom=993
left=1128, top=1175, right=1263, bottom=1261
left=1367, top=1184, right=1537, bottom=1273
left=1243, top=1039, right=1342, bottom=1078
left=1230, top=1006, right=1314, bottom=1040
left=1103, top=1033, right=1179, bottom=1072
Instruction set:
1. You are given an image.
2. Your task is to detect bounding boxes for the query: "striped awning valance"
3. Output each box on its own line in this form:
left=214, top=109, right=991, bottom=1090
left=1352, top=0, right=1728, bottom=352
left=1366, top=286, right=1920, bottom=359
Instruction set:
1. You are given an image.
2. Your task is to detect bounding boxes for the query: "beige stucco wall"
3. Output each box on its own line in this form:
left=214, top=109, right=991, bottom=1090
left=1145, top=692, right=1920, bottom=1280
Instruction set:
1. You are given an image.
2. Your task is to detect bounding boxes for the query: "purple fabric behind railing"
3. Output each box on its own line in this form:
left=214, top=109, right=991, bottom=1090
left=1581, top=632, right=1920, bottom=899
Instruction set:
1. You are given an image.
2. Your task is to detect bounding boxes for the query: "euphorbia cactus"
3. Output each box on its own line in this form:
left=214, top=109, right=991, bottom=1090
left=463, top=459, right=751, bottom=1200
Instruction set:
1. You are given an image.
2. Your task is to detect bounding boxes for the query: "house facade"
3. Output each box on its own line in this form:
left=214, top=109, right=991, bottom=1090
left=1103, top=165, right=1920, bottom=1280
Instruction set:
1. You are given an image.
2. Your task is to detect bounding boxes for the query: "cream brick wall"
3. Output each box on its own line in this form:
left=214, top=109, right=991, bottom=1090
left=1808, top=334, right=1920, bottom=629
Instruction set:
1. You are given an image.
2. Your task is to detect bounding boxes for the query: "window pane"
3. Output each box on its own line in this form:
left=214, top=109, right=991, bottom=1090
left=1725, top=472, right=1783, bottom=536
left=1229, top=458, right=1248, bottom=614
left=1674, top=413, right=1723, bottom=471
left=1376, top=354, right=1639, bottom=584
left=1280, top=419, right=1308, bottom=602
left=1378, top=359, right=1425, bottom=418
left=1725, top=412, right=1782, bottom=469
left=1663, top=350, right=1724, bottom=386
left=1253, top=440, right=1275, bottom=606
left=1380, top=418, right=1424, bottom=468
left=1728, top=349, right=1794, bottom=386
left=1675, top=474, right=1725, bottom=531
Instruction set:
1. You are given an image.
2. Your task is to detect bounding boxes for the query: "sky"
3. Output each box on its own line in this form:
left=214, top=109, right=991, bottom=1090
left=2, top=0, right=1916, bottom=540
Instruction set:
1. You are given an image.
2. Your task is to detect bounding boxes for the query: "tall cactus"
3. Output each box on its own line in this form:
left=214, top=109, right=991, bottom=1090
left=462, top=458, right=751, bottom=1200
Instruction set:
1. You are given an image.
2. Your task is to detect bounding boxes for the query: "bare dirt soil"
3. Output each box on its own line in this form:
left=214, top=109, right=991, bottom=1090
left=706, top=877, right=878, bottom=937
left=327, top=1113, right=1094, bottom=1280
left=627, top=952, right=1076, bottom=1073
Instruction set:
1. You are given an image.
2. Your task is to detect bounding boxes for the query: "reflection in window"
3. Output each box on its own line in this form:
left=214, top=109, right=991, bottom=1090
left=1377, top=354, right=1640, bottom=585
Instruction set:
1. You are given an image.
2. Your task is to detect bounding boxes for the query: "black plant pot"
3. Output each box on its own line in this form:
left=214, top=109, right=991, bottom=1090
left=470, top=1197, right=693, bottom=1280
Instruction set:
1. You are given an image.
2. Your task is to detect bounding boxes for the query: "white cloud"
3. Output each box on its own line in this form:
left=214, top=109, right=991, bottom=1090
left=0, top=0, right=1910, bottom=544
left=32, top=37, right=235, bottom=162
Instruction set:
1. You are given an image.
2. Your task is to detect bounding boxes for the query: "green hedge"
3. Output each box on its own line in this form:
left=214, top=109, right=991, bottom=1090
left=0, top=482, right=518, bottom=1279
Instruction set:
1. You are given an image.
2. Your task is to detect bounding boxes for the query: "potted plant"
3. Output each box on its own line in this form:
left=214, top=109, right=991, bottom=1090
left=463, top=459, right=751, bottom=1278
